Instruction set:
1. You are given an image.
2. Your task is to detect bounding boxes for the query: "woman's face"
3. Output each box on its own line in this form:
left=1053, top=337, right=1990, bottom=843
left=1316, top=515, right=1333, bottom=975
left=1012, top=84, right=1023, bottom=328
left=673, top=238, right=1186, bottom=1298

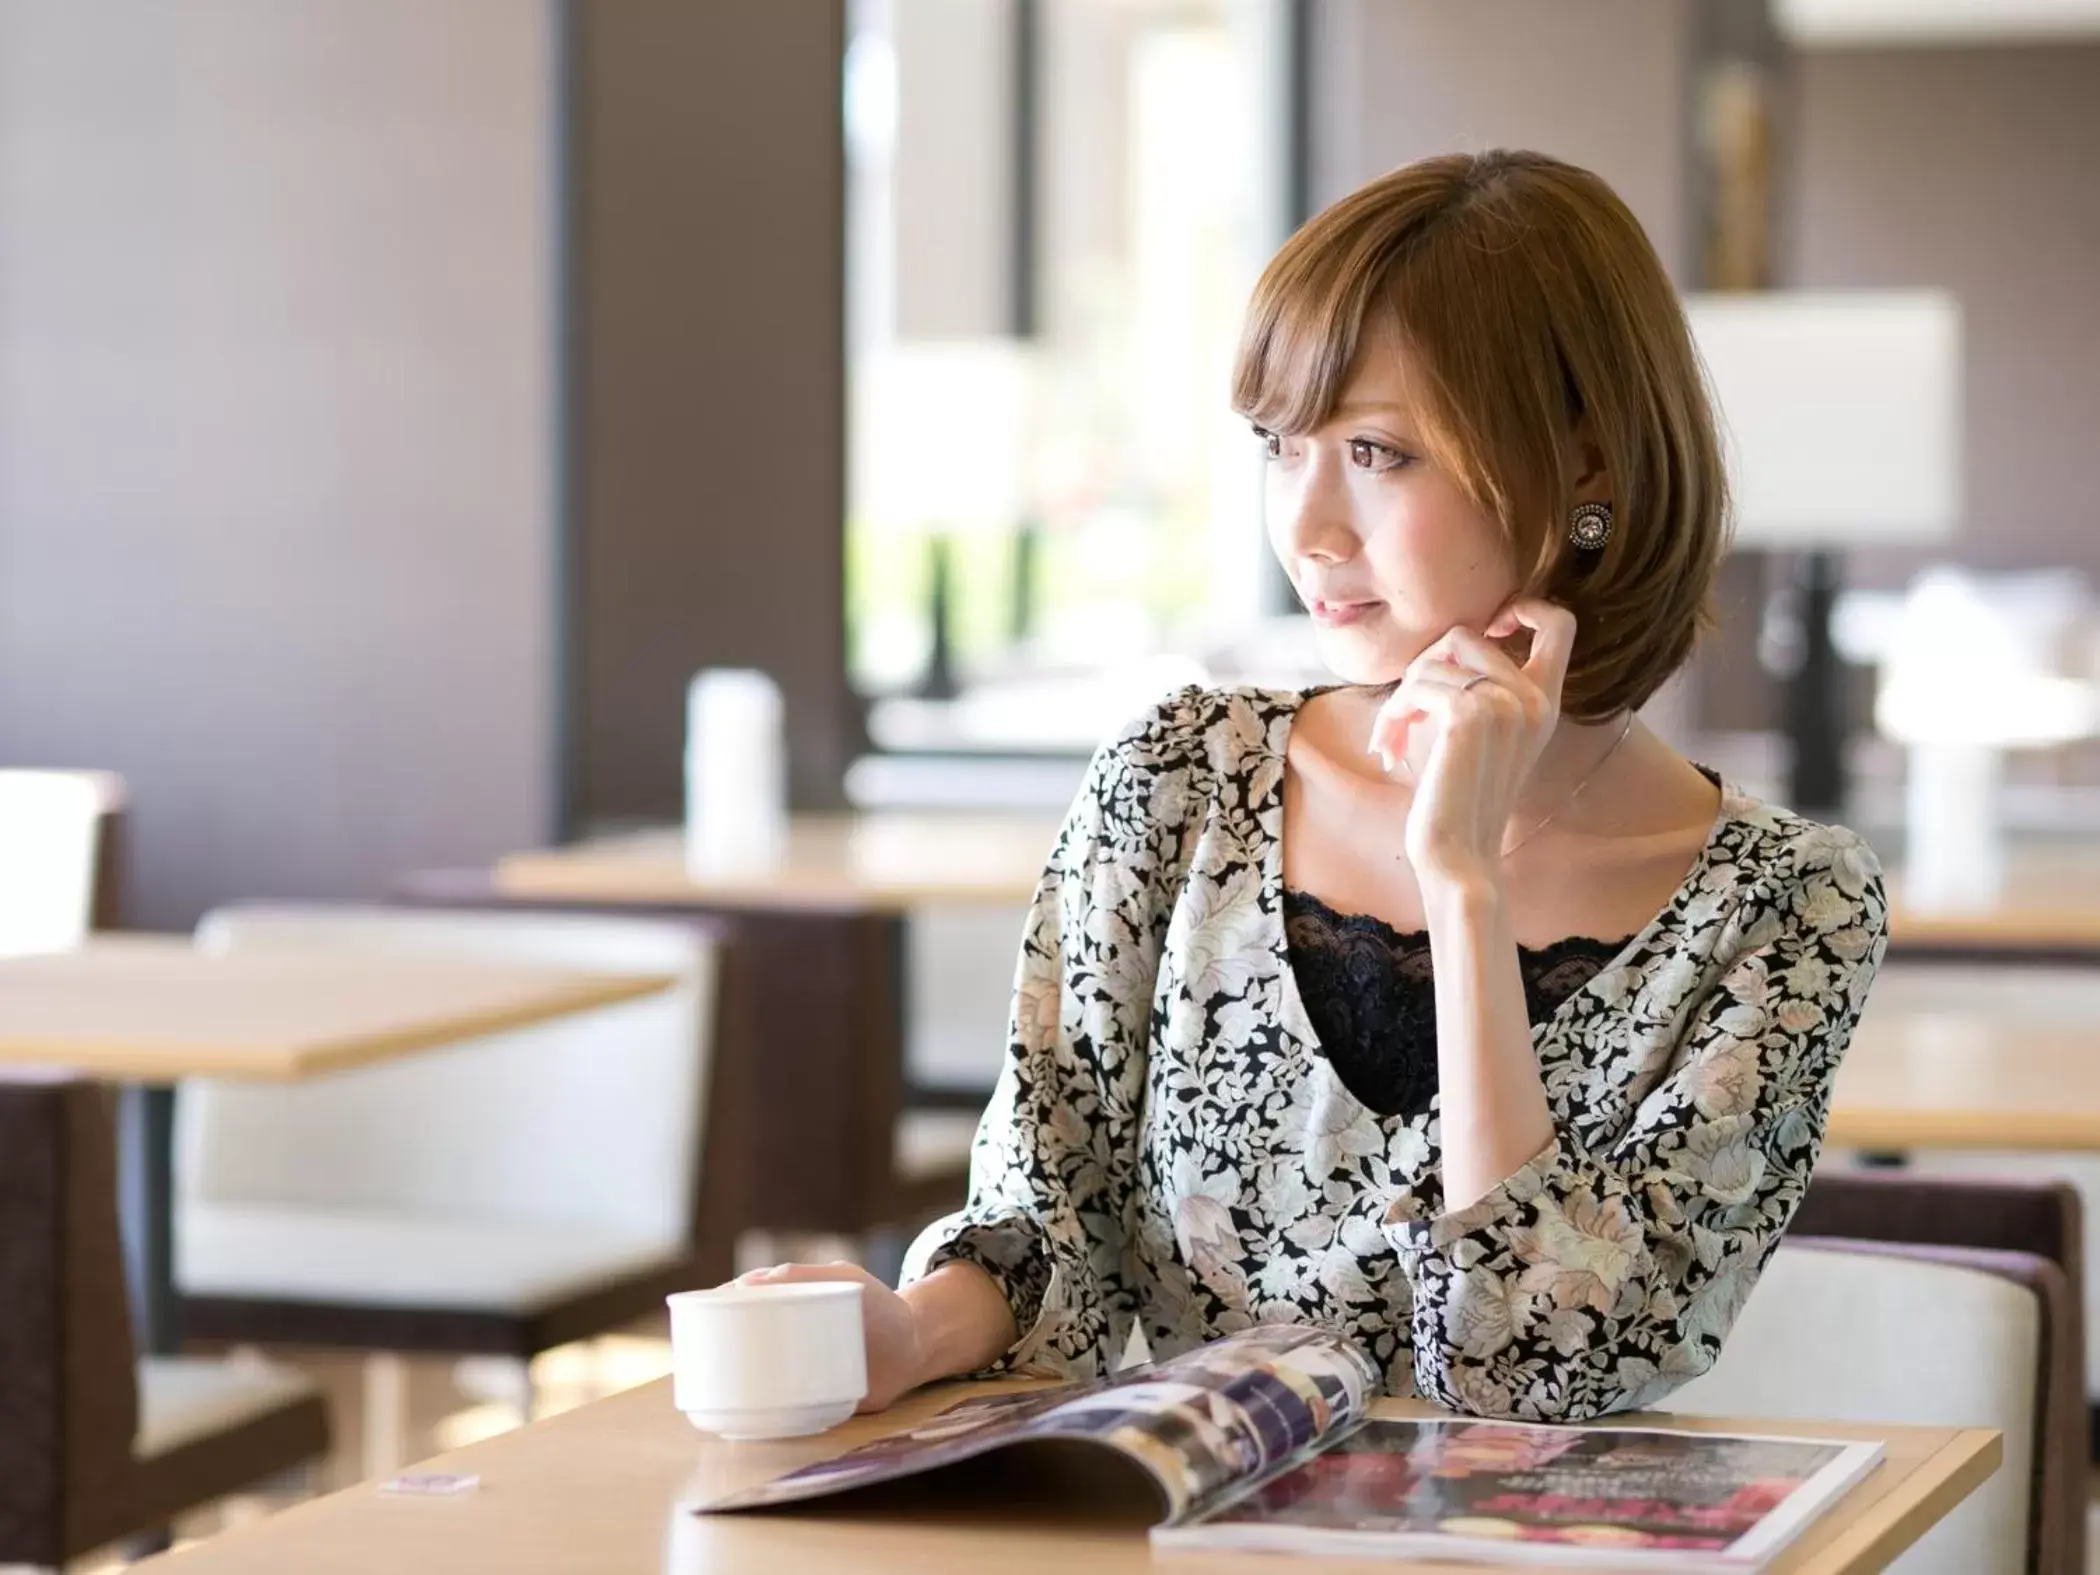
left=1259, top=320, right=1519, bottom=685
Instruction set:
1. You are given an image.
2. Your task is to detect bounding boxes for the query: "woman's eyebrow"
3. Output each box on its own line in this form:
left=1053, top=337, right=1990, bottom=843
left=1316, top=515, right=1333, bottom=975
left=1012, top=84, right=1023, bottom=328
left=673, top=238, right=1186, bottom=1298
left=1330, top=398, right=1412, bottom=419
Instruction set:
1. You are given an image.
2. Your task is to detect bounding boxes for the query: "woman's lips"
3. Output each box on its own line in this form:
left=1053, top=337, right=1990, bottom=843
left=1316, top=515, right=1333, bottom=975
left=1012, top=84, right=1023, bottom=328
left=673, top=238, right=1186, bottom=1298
left=1309, top=598, right=1381, bottom=626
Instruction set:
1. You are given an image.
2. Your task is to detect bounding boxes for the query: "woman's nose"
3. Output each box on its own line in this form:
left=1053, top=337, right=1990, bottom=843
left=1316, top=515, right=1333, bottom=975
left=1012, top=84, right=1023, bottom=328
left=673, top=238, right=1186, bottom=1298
left=1273, top=451, right=1355, bottom=563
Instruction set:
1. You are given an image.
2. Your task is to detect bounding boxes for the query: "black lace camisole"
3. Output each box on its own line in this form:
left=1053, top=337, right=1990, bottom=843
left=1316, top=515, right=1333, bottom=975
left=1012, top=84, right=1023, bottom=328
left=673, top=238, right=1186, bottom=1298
left=1281, top=889, right=1631, bottom=1118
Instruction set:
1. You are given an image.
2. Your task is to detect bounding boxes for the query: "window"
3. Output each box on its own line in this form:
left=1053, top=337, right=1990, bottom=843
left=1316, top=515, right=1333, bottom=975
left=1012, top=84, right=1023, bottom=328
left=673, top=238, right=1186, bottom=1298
left=845, top=0, right=1296, bottom=753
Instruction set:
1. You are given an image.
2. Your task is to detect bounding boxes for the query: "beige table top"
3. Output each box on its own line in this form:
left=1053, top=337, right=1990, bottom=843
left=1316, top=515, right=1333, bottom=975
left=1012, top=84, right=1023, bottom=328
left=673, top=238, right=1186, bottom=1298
left=1828, top=979, right=2100, bottom=1151
left=495, top=817, right=2100, bottom=1151
left=0, top=934, right=673, bottom=1083
left=146, top=1376, right=1997, bottom=1575
left=494, top=817, right=2100, bottom=951
left=493, top=816, right=1061, bottom=913
left=1884, top=838, right=2100, bottom=951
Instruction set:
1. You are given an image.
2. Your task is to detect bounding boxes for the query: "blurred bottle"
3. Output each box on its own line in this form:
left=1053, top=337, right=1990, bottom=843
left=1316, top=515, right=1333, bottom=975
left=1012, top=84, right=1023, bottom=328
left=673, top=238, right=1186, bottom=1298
left=684, top=669, right=786, bottom=876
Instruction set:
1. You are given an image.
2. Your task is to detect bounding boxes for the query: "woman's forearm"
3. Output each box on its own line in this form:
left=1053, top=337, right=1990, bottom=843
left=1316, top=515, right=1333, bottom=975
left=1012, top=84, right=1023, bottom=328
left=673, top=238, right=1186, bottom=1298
left=1423, top=875, right=1555, bottom=1211
left=899, top=1260, right=1019, bottom=1385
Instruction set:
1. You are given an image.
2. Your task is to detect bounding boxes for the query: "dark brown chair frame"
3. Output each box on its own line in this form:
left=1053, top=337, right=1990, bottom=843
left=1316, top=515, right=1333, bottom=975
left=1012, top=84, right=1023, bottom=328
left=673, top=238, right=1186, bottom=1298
left=0, top=1077, right=329, bottom=1567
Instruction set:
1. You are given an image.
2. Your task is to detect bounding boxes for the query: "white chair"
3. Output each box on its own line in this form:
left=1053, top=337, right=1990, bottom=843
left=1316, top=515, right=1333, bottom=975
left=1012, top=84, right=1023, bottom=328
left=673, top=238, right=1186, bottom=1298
left=888, top=902, right=1029, bottom=1220
left=171, top=905, right=721, bottom=1468
left=1922, top=1150, right=2100, bottom=1402
left=0, top=768, right=125, bottom=954
left=904, top=903, right=1029, bottom=1096
left=1659, top=1236, right=2063, bottom=1574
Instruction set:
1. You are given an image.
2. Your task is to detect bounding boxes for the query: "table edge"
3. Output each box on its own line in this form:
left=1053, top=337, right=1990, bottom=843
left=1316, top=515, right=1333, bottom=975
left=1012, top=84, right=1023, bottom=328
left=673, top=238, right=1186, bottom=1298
left=1794, top=1427, right=2002, bottom=1575
left=1824, top=1108, right=2100, bottom=1151
left=0, top=970, right=674, bottom=1083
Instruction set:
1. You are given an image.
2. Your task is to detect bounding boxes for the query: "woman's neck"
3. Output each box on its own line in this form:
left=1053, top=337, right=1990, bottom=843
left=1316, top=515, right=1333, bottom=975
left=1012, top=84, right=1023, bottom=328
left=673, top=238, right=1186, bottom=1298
left=1320, top=681, right=1635, bottom=830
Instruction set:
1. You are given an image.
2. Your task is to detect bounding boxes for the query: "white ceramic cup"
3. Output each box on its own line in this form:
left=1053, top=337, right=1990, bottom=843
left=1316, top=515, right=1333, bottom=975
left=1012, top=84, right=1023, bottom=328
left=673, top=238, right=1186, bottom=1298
left=665, top=1282, right=867, bottom=1440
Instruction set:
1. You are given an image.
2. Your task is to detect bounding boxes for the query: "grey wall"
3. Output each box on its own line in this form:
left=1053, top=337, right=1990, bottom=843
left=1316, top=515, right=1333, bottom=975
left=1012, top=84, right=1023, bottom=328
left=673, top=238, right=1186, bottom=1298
left=1792, top=42, right=2100, bottom=585
left=0, top=0, right=559, bottom=929
left=1309, top=0, right=1691, bottom=277
left=570, top=0, right=852, bottom=825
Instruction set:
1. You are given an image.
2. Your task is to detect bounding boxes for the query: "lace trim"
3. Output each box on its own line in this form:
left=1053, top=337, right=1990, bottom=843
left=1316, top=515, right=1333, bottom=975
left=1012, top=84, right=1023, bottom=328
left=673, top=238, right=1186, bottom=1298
left=1281, top=888, right=1631, bottom=1119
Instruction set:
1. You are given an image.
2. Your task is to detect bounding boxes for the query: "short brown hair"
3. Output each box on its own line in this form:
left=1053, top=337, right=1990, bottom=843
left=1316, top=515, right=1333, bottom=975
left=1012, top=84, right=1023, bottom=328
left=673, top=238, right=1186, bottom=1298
left=1232, top=150, right=1727, bottom=721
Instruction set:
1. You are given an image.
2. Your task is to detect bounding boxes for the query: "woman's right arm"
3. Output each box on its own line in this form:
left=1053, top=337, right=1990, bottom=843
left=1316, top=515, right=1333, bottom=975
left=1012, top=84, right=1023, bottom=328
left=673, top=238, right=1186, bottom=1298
left=737, top=687, right=1207, bottom=1402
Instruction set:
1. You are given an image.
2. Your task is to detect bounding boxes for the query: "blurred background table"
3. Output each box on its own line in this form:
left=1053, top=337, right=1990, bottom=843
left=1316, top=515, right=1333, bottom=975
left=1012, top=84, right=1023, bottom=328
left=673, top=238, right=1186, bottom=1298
left=0, top=933, right=672, bottom=1080
left=490, top=817, right=2100, bottom=952
left=1885, top=840, right=2100, bottom=961
left=129, top=1376, right=2000, bottom=1575
left=1829, top=962, right=2100, bottom=1151
left=0, top=934, right=674, bottom=1355
left=445, top=818, right=2100, bottom=1265
left=489, top=816, right=1057, bottom=913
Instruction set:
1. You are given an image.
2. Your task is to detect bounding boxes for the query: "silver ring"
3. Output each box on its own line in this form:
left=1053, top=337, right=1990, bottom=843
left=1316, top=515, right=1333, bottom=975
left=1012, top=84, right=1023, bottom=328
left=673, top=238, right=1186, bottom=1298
left=1460, top=673, right=1489, bottom=692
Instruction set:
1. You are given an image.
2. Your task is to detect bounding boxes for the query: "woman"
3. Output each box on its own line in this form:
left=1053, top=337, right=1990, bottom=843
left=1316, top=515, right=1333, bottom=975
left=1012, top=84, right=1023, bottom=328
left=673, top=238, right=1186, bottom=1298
left=747, top=150, right=1887, bottom=1423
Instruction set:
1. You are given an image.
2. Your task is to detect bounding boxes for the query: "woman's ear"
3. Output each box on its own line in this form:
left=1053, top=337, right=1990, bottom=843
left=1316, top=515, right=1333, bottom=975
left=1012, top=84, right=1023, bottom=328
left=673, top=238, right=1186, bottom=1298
left=1569, top=419, right=1612, bottom=506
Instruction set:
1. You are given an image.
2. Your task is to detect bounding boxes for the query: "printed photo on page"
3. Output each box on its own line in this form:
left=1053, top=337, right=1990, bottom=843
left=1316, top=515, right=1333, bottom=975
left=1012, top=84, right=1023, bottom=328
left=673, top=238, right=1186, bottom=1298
left=1155, top=1416, right=1885, bottom=1569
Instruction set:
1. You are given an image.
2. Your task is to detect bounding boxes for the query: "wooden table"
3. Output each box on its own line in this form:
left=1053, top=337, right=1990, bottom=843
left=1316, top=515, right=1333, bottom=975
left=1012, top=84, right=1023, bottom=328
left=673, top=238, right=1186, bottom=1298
left=492, top=819, right=2100, bottom=957
left=1885, top=840, right=2100, bottom=960
left=1827, top=962, right=2100, bottom=1151
left=490, top=816, right=1059, bottom=915
left=0, top=934, right=674, bottom=1352
left=0, top=933, right=672, bottom=1080
left=441, top=818, right=2100, bottom=1247
left=138, top=1377, right=1999, bottom=1575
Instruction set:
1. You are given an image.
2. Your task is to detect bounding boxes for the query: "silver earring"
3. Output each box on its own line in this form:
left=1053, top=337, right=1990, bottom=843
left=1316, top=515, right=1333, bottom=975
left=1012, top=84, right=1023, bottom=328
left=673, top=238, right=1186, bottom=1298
left=1568, top=501, right=1613, bottom=550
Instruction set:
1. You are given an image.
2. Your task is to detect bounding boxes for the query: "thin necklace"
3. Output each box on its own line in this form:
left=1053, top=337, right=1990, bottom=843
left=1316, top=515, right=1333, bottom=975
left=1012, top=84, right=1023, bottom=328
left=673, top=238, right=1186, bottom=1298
left=1501, top=711, right=1637, bottom=858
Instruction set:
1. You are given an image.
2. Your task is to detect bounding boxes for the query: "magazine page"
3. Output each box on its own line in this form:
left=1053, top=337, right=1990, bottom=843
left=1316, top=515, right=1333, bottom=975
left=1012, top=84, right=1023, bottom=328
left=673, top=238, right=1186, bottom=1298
left=1154, top=1416, right=1885, bottom=1570
left=700, top=1323, right=1377, bottom=1521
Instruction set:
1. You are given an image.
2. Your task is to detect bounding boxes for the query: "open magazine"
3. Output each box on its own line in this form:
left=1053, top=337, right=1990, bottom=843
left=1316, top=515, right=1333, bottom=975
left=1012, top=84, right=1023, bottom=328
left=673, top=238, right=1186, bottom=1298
left=697, top=1326, right=1883, bottom=1570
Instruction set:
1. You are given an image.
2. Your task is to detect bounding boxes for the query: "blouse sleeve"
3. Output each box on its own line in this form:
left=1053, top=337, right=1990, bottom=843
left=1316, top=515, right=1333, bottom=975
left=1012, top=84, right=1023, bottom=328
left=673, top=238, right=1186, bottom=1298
left=1386, top=823, right=1889, bottom=1422
left=899, top=686, right=1205, bottom=1378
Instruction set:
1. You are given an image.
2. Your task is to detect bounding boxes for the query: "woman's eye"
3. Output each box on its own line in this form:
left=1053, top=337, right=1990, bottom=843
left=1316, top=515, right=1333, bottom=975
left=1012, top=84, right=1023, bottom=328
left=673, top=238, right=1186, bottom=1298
left=1252, top=426, right=1283, bottom=460
left=1349, top=438, right=1407, bottom=472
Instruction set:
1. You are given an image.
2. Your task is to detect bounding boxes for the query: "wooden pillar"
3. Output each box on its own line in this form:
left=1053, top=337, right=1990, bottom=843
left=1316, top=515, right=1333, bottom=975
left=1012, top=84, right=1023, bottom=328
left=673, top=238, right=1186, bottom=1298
left=565, top=0, right=857, bottom=832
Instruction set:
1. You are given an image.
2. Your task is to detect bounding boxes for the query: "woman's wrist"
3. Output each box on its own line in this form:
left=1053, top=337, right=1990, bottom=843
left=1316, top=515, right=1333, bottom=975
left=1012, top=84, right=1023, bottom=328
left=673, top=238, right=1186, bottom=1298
left=897, top=1260, right=1017, bottom=1387
left=892, top=1281, right=937, bottom=1391
left=1417, top=867, right=1507, bottom=932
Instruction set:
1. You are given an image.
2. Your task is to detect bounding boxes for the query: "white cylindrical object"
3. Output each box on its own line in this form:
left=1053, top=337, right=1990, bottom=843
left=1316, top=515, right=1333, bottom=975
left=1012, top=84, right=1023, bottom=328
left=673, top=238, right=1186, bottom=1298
left=666, top=1283, right=866, bottom=1440
left=1903, top=743, right=2004, bottom=913
left=685, top=669, right=787, bottom=876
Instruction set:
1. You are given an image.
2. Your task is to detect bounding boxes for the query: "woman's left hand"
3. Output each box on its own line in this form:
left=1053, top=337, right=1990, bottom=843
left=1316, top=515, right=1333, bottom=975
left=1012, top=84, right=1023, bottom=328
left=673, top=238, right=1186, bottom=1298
left=1370, top=598, right=1576, bottom=889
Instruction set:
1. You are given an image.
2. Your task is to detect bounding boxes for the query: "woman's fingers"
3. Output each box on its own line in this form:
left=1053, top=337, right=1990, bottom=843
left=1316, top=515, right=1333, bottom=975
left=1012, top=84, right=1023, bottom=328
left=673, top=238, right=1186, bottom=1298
left=1368, top=673, right=1466, bottom=772
left=1373, top=609, right=1570, bottom=780
left=1417, top=626, right=1527, bottom=690
left=736, top=1260, right=871, bottom=1287
left=1488, top=598, right=1577, bottom=693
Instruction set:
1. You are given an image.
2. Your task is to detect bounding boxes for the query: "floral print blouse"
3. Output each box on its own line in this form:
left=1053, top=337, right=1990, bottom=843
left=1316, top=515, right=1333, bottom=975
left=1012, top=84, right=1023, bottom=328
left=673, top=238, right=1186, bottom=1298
left=904, top=684, right=1889, bottom=1422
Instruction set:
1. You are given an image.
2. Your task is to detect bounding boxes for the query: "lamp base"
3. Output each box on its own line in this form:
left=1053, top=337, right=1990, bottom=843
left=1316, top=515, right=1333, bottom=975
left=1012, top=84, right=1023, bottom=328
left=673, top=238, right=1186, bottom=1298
left=1784, top=549, right=1847, bottom=819
left=915, top=534, right=959, bottom=701
left=1902, top=742, right=2004, bottom=912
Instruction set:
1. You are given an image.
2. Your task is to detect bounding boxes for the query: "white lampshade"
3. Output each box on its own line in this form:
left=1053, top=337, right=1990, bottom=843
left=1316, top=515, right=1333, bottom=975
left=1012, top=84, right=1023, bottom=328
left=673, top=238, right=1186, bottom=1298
left=851, top=339, right=1036, bottom=535
left=1684, top=291, right=1962, bottom=549
left=1775, top=0, right=2100, bottom=46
